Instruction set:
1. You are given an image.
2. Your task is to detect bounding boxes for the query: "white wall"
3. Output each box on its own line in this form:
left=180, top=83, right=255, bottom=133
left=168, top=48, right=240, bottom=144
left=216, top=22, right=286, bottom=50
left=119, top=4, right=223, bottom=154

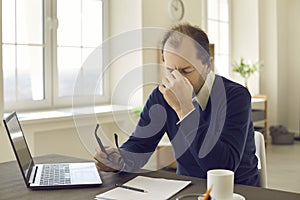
left=0, top=109, right=132, bottom=163
left=259, top=0, right=279, bottom=128
left=141, top=0, right=172, bottom=101
left=231, top=0, right=260, bottom=95
left=108, top=0, right=143, bottom=107
left=259, top=0, right=300, bottom=134
left=277, top=0, right=289, bottom=127
left=287, top=0, right=300, bottom=134
left=142, top=0, right=202, bottom=29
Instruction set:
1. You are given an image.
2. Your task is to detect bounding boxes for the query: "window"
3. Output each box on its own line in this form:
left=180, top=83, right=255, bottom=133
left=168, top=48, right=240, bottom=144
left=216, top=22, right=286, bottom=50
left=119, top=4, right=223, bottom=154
left=205, top=0, right=230, bottom=77
left=2, top=0, right=44, bottom=103
left=2, top=0, right=105, bottom=111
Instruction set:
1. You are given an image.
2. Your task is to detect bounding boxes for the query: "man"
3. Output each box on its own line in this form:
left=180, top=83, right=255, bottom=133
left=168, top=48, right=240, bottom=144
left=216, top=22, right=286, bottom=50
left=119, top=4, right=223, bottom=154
left=94, top=23, right=259, bottom=186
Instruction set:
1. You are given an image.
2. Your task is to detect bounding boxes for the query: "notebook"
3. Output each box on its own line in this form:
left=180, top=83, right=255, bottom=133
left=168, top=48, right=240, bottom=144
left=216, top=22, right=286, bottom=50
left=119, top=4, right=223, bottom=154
left=95, top=176, right=191, bottom=200
left=3, top=112, right=102, bottom=189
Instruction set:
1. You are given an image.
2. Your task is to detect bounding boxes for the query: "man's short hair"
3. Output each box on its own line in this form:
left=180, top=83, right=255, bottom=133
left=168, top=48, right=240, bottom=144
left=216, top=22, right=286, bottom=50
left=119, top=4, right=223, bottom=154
left=161, top=23, right=210, bottom=65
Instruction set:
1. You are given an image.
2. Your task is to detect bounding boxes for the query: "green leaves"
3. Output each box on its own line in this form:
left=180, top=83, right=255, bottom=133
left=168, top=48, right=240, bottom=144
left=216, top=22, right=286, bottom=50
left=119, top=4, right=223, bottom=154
left=131, top=106, right=143, bottom=117
left=232, top=58, right=260, bottom=79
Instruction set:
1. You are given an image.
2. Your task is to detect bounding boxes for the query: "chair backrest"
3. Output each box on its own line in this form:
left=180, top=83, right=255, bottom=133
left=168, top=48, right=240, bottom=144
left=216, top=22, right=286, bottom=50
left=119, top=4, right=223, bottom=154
left=254, top=131, right=268, bottom=188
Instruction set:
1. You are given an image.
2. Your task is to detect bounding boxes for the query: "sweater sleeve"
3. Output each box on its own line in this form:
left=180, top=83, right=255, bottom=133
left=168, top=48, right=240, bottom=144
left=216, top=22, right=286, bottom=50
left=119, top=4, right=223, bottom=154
left=120, top=88, right=167, bottom=172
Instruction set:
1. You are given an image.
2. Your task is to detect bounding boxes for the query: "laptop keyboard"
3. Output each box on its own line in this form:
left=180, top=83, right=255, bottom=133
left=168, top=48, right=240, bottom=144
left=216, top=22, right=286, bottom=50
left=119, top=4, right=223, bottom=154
left=39, top=164, right=71, bottom=186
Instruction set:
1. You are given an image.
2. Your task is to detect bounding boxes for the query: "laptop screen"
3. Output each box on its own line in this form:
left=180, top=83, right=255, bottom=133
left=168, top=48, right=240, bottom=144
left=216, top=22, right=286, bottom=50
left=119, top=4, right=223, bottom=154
left=4, top=112, right=34, bottom=182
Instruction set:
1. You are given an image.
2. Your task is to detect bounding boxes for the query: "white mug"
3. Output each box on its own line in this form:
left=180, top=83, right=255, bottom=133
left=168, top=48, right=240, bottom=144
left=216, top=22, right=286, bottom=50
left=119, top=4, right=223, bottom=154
left=207, top=169, right=234, bottom=200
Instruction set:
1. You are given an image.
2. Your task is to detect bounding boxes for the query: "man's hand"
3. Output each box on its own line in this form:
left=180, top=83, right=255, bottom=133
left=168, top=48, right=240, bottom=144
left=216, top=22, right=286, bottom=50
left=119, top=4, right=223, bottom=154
left=159, top=70, right=194, bottom=120
left=94, top=147, right=124, bottom=172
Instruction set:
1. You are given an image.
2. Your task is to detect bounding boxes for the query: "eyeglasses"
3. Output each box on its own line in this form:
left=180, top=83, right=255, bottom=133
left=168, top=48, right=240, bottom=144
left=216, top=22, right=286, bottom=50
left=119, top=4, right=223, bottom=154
left=94, top=124, right=134, bottom=172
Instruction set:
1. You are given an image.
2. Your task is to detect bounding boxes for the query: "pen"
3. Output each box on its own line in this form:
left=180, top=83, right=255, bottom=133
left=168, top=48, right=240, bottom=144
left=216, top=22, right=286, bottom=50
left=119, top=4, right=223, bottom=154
left=203, top=185, right=212, bottom=200
left=115, top=184, right=148, bottom=193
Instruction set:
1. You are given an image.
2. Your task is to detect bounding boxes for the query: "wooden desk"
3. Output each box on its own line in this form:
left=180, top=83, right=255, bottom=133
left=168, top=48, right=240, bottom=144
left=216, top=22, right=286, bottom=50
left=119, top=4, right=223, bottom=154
left=1, top=154, right=300, bottom=200
left=252, top=95, right=268, bottom=144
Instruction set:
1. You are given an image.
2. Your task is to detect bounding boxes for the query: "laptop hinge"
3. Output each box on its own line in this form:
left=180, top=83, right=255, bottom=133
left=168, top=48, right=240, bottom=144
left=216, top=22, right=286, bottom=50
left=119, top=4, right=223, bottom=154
left=29, top=166, right=38, bottom=184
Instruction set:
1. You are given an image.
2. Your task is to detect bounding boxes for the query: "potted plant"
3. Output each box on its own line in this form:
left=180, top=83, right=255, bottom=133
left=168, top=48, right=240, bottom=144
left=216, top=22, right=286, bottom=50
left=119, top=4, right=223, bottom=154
left=232, top=58, right=260, bottom=88
left=131, top=106, right=143, bottom=118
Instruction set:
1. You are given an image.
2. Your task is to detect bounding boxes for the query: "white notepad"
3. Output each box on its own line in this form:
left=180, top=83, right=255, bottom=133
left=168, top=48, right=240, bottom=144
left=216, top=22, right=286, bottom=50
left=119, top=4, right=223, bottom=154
left=95, top=176, right=191, bottom=200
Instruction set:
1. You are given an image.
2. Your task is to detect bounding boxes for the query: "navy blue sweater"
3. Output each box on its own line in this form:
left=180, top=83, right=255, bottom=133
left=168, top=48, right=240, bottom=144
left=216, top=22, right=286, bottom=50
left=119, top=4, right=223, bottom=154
left=121, top=75, right=259, bottom=186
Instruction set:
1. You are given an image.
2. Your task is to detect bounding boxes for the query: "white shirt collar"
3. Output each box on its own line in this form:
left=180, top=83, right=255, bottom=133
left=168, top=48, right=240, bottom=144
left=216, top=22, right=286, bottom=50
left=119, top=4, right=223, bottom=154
left=194, top=71, right=215, bottom=110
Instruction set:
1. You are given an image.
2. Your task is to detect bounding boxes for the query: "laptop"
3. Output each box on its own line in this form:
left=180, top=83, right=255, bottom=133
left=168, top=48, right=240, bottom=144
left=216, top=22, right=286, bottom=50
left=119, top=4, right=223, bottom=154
left=3, top=112, right=102, bottom=189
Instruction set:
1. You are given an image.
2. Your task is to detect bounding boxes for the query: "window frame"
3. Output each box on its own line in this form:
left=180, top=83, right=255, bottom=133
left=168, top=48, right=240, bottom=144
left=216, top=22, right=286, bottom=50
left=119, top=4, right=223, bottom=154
left=202, top=0, right=232, bottom=78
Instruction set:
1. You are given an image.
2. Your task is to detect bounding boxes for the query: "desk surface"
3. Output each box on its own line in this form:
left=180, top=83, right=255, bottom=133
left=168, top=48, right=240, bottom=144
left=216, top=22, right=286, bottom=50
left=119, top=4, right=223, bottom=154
left=1, top=154, right=299, bottom=200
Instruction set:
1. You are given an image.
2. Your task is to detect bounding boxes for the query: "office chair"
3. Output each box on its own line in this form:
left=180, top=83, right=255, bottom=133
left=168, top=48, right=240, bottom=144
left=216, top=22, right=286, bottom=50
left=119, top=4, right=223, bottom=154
left=254, top=131, right=268, bottom=188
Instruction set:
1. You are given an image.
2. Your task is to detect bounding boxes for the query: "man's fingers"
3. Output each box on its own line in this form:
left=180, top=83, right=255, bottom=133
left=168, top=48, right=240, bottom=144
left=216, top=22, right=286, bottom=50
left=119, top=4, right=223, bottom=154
left=158, top=85, right=166, bottom=95
left=163, top=70, right=188, bottom=89
left=159, top=84, right=172, bottom=95
left=94, top=158, right=117, bottom=172
left=161, top=77, right=170, bottom=88
left=95, top=147, right=109, bottom=160
left=172, top=70, right=192, bottom=86
left=105, top=147, right=119, bottom=155
left=94, top=153, right=121, bottom=172
left=183, top=76, right=193, bottom=87
left=171, top=70, right=182, bottom=79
